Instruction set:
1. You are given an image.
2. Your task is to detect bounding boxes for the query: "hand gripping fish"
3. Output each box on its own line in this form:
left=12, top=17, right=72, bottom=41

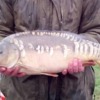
left=0, top=30, right=100, bottom=77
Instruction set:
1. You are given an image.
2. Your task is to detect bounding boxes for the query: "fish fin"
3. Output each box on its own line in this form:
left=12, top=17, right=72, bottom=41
left=96, top=60, right=100, bottom=66
left=40, top=73, right=58, bottom=77
left=15, top=63, right=58, bottom=77
left=82, top=60, right=95, bottom=67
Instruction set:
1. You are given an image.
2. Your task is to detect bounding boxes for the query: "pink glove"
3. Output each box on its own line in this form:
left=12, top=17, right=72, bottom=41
left=62, top=58, right=95, bottom=75
left=0, top=66, right=26, bottom=77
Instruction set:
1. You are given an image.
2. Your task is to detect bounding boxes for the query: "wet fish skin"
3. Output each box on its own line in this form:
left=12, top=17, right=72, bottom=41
left=0, top=30, right=100, bottom=76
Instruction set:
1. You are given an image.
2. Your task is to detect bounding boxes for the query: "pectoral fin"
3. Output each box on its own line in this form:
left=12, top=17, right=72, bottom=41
left=15, top=63, right=58, bottom=77
left=40, top=72, right=58, bottom=77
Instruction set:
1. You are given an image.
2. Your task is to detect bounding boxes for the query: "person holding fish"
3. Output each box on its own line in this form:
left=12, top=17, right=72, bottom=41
left=0, top=0, right=100, bottom=100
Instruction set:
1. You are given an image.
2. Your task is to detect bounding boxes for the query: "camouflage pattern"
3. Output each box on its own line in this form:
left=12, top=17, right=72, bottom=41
left=0, top=0, right=100, bottom=100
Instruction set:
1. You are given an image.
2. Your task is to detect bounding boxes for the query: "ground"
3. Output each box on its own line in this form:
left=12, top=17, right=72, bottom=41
left=94, top=66, right=100, bottom=100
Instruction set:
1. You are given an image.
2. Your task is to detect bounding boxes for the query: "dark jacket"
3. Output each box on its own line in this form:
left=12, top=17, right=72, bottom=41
left=0, top=0, right=100, bottom=100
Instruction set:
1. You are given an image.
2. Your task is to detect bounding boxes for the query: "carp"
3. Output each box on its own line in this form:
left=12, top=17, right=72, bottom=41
left=0, top=30, right=99, bottom=77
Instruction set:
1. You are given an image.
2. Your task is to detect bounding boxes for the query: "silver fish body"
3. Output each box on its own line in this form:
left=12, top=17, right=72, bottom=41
left=0, top=30, right=100, bottom=76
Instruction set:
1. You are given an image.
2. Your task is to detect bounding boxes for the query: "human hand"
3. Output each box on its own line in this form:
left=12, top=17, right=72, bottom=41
left=0, top=66, right=26, bottom=77
left=62, top=58, right=95, bottom=75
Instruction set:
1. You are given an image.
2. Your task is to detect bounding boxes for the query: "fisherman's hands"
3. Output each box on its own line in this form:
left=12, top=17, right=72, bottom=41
left=0, top=66, right=26, bottom=77
left=62, top=58, right=95, bottom=75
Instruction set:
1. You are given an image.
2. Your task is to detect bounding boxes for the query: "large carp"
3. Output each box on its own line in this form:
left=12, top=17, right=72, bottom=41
left=0, top=30, right=99, bottom=77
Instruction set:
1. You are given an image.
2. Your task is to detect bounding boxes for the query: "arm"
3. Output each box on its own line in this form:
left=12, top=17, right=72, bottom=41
left=0, top=0, right=14, bottom=37
left=0, top=0, right=25, bottom=77
left=63, top=0, right=100, bottom=74
left=79, top=0, right=100, bottom=43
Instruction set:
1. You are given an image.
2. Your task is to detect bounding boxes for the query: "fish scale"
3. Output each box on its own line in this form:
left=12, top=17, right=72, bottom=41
left=0, top=30, right=100, bottom=77
left=4, top=30, right=100, bottom=60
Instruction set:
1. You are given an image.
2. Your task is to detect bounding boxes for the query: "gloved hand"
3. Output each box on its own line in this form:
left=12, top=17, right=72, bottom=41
left=0, top=66, right=26, bottom=77
left=62, top=58, right=95, bottom=75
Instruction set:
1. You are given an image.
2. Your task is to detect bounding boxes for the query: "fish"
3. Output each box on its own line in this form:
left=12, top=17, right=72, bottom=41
left=0, top=30, right=100, bottom=77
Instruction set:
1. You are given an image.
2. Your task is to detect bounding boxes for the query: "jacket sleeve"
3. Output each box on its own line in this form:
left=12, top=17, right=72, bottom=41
left=0, top=0, right=14, bottom=38
left=79, top=0, right=100, bottom=43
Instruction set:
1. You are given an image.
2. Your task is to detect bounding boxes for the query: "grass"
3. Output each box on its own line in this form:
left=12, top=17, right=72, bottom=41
left=94, top=65, right=100, bottom=100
